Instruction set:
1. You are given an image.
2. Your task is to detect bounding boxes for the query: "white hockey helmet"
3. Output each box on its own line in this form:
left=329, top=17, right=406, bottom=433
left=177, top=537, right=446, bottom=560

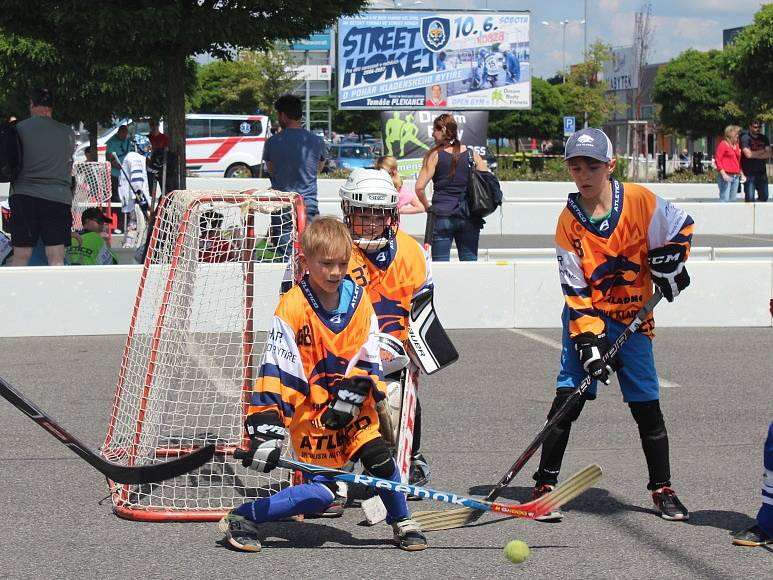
left=340, top=168, right=400, bottom=251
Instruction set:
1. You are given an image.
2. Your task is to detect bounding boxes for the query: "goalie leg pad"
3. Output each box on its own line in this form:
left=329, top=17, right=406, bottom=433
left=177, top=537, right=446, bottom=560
left=534, top=388, right=587, bottom=486
left=629, top=400, right=671, bottom=490
left=357, top=438, right=409, bottom=524
left=233, top=481, right=335, bottom=523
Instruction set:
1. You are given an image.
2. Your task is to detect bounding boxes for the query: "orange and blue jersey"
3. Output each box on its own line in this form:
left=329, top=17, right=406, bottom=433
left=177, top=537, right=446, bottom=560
left=555, top=179, right=694, bottom=338
left=248, top=275, right=386, bottom=468
left=348, top=228, right=433, bottom=344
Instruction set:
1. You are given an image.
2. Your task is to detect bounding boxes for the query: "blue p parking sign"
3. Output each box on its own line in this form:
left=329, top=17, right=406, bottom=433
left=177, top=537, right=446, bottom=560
left=563, top=116, right=576, bottom=137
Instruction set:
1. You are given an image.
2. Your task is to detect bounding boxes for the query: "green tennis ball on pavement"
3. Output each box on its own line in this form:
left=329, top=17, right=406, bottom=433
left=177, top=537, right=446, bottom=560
left=504, top=540, right=529, bottom=564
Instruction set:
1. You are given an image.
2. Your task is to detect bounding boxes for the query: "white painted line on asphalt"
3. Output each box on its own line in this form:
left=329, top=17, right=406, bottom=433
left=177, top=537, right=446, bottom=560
left=508, top=328, right=683, bottom=388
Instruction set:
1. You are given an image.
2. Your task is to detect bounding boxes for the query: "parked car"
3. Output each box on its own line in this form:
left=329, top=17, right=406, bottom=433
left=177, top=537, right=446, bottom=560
left=326, top=143, right=376, bottom=170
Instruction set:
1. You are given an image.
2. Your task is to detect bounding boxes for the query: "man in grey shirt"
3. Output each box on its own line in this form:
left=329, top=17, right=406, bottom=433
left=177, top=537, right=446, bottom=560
left=9, top=88, right=75, bottom=266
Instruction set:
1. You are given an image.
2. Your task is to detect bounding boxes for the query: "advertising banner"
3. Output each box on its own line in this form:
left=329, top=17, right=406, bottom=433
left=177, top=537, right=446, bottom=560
left=338, top=11, right=530, bottom=110
left=379, top=110, right=489, bottom=176
left=604, top=46, right=638, bottom=91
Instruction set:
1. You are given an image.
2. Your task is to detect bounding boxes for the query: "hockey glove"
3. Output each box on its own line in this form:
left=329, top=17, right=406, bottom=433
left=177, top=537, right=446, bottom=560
left=242, top=410, right=286, bottom=472
left=573, top=332, right=621, bottom=385
left=321, top=377, right=372, bottom=430
left=648, top=244, right=690, bottom=302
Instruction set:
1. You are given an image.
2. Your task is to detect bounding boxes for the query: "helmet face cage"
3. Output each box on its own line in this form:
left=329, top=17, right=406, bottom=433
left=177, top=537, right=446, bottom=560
left=342, top=200, right=400, bottom=252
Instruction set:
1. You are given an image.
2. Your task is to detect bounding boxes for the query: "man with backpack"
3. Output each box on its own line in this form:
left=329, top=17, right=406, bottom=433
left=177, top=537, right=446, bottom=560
left=6, top=88, right=76, bottom=266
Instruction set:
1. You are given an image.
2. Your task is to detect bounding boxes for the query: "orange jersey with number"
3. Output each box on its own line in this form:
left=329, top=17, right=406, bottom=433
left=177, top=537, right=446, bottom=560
left=555, top=180, right=694, bottom=338
left=348, top=228, right=433, bottom=344
left=247, top=276, right=386, bottom=468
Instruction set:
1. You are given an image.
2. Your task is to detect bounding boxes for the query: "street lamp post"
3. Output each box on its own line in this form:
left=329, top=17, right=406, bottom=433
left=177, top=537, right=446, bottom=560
left=542, top=18, right=584, bottom=83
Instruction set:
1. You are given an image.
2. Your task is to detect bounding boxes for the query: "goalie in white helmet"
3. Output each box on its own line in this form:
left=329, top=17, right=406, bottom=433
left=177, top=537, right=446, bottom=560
left=341, top=168, right=435, bottom=490
left=340, top=168, right=400, bottom=252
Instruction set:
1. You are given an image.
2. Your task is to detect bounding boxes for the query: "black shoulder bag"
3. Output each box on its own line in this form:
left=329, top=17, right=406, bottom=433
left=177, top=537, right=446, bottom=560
left=465, top=149, right=502, bottom=218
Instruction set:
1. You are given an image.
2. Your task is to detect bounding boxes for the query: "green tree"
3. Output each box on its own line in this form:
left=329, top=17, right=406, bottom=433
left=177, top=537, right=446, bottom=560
left=239, top=47, right=300, bottom=118
left=192, top=60, right=264, bottom=115
left=558, top=41, right=617, bottom=128
left=489, top=78, right=563, bottom=150
left=725, top=4, right=773, bottom=119
left=0, top=31, right=180, bottom=157
left=0, top=0, right=366, bottom=186
left=652, top=49, right=738, bottom=135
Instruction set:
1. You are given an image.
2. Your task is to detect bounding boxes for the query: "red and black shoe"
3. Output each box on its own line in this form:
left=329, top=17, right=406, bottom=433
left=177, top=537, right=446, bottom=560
left=652, top=487, right=689, bottom=521
left=532, top=483, right=563, bottom=522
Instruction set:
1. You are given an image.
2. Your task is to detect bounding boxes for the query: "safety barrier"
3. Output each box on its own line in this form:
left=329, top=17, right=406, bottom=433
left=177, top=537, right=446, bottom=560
left=0, top=260, right=770, bottom=337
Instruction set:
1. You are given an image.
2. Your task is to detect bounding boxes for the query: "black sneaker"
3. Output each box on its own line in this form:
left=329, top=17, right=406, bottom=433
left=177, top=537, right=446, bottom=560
left=392, top=517, right=428, bottom=551
left=732, top=524, right=773, bottom=547
left=218, top=512, right=262, bottom=552
left=652, top=487, right=689, bottom=521
left=532, top=483, right=563, bottom=522
left=312, top=494, right=346, bottom=518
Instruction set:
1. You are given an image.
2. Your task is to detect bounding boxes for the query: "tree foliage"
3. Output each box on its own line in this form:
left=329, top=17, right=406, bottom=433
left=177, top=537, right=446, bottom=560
left=0, top=0, right=366, bottom=185
left=558, top=41, right=618, bottom=128
left=653, top=49, right=738, bottom=135
left=725, top=4, right=773, bottom=119
left=191, top=47, right=299, bottom=117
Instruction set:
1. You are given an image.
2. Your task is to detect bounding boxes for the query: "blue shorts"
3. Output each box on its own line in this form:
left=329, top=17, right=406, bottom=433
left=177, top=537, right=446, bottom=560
left=556, top=306, right=659, bottom=403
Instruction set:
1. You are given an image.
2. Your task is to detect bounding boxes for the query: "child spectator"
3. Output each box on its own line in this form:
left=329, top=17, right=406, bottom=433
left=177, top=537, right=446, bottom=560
left=374, top=156, right=424, bottom=215
left=219, top=216, right=427, bottom=552
left=66, top=208, right=117, bottom=265
left=198, top=210, right=238, bottom=263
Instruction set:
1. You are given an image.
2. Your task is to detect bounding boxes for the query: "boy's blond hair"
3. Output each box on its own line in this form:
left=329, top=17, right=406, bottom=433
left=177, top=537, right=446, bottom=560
left=375, top=155, right=403, bottom=191
left=301, top=216, right=352, bottom=259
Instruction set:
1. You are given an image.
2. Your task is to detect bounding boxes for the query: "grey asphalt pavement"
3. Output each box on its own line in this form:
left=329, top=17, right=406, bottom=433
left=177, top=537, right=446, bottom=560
left=0, top=328, right=771, bottom=579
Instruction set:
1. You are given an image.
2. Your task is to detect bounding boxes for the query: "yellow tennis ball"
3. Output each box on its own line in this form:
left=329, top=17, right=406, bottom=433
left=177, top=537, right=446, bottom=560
left=504, top=540, right=529, bottom=564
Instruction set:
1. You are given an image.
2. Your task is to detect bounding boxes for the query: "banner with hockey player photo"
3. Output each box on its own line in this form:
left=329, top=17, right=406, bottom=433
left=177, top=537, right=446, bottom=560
left=379, top=110, right=489, bottom=176
left=338, top=10, right=531, bottom=110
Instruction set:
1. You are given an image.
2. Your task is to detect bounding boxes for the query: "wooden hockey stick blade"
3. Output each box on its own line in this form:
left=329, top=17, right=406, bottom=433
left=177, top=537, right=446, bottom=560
left=0, top=375, right=216, bottom=484
left=412, top=464, right=602, bottom=531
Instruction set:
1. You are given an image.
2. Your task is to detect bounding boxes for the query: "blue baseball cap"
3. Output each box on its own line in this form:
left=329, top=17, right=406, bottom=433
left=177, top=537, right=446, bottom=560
left=565, top=128, right=614, bottom=163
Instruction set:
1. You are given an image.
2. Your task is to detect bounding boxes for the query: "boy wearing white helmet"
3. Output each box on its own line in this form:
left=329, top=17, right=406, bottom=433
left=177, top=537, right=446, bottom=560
left=341, top=169, right=434, bottom=488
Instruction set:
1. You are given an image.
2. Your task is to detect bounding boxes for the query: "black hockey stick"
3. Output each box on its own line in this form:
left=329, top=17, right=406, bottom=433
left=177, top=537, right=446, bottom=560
left=422, top=205, right=435, bottom=253
left=413, top=290, right=663, bottom=530
left=0, top=375, right=215, bottom=484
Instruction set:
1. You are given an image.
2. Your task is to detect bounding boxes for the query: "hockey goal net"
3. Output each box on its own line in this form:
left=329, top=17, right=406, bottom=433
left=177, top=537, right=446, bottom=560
left=71, top=161, right=112, bottom=230
left=102, top=189, right=305, bottom=521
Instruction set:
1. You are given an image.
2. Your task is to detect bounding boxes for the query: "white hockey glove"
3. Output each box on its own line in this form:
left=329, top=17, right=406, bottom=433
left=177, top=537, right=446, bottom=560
left=648, top=244, right=690, bottom=302
left=243, top=410, right=286, bottom=472
left=322, top=377, right=372, bottom=430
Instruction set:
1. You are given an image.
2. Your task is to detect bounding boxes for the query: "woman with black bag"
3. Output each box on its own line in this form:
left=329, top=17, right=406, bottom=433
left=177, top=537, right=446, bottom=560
left=415, top=113, right=489, bottom=261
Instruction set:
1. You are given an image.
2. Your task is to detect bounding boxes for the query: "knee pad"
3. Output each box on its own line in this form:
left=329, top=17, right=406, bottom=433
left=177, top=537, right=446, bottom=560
left=357, top=438, right=397, bottom=480
left=629, top=400, right=666, bottom=440
left=548, top=387, right=586, bottom=426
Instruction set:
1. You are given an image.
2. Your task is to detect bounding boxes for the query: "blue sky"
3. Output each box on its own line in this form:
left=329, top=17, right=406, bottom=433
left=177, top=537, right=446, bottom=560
left=370, top=0, right=765, bottom=78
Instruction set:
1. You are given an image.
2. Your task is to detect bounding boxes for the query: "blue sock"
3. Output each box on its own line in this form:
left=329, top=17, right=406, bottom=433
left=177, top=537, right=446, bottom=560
left=375, top=464, right=409, bottom=524
left=233, top=482, right=335, bottom=523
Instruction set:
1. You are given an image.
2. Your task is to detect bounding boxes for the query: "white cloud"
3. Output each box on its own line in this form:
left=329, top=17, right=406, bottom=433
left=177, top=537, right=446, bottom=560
left=597, top=0, right=624, bottom=11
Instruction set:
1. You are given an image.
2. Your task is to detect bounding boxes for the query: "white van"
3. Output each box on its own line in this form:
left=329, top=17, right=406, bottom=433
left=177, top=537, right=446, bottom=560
left=74, top=113, right=271, bottom=178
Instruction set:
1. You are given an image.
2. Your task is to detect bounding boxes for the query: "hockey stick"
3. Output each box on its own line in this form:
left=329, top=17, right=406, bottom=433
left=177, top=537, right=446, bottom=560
left=413, top=290, right=663, bottom=530
left=233, top=449, right=601, bottom=521
left=0, top=375, right=215, bottom=484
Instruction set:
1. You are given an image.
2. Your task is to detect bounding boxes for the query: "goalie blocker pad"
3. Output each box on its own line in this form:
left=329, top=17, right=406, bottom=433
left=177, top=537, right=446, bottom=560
left=407, top=289, right=458, bottom=374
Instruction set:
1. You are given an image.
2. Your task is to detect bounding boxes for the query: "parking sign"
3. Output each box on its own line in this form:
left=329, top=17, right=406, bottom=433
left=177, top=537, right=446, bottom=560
left=563, top=116, right=576, bottom=137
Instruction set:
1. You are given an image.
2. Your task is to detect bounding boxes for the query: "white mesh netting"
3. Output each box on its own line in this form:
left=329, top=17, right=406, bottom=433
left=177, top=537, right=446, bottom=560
left=72, top=161, right=112, bottom=230
left=102, top=189, right=303, bottom=521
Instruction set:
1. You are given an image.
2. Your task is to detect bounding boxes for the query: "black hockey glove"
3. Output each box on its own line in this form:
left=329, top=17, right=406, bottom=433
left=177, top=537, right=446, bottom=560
left=573, top=332, right=622, bottom=385
left=321, top=377, right=372, bottom=430
left=648, top=244, right=690, bottom=302
left=242, top=410, right=286, bottom=472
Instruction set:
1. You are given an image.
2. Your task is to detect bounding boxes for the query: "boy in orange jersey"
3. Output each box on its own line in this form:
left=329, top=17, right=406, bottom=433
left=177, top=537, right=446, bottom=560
left=532, top=128, right=694, bottom=522
left=340, top=169, right=434, bottom=488
left=219, top=216, right=427, bottom=553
